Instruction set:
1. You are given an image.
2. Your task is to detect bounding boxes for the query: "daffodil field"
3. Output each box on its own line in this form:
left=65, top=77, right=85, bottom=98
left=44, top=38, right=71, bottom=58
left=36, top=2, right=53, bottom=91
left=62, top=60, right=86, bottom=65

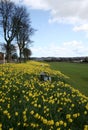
left=0, top=61, right=88, bottom=130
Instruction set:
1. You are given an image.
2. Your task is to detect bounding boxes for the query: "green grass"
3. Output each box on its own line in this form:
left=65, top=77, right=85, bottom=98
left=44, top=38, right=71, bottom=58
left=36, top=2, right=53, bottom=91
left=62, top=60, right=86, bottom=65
left=49, top=62, right=88, bottom=97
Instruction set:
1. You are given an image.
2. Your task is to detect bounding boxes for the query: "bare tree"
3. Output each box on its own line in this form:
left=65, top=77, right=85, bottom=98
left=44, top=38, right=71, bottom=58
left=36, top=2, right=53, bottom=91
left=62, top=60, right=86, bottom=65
left=0, top=0, right=35, bottom=62
left=14, top=6, right=35, bottom=62
left=0, top=0, right=16, bottom=62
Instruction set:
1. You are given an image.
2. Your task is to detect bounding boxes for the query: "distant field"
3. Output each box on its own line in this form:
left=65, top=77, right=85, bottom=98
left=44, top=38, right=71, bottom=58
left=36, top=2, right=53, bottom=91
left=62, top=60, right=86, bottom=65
left=49, top=62, right=88, bottom=96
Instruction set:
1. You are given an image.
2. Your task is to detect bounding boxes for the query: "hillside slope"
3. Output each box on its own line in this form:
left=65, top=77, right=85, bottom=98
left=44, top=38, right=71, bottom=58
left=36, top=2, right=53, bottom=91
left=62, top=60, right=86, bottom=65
left=0, top=61, right=88, bottom=130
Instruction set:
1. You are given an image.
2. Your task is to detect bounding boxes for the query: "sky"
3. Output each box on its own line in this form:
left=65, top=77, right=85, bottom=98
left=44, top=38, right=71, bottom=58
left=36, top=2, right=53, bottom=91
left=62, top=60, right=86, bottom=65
left=3, top=0, right=88, bottom=57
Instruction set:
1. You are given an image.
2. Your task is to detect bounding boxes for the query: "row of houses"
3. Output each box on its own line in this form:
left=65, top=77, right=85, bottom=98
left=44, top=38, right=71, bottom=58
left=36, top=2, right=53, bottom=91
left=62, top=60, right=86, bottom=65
left=0, top=52, right=88, bottom=63
left=30, top=57, right=88, bottom=63
left=0, top=52, right=18, bottom=63
left=0, top=52, right=5, bottom=63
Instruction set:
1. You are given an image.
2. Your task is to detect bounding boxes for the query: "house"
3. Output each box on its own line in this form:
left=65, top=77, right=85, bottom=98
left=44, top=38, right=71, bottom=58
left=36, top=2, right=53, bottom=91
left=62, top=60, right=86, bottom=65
left=0, top=52, right=5, bottom=63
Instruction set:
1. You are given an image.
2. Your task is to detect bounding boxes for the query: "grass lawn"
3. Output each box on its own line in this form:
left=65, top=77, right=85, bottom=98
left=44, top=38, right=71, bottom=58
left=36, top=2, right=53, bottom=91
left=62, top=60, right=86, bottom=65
left=49, top=62, right=88, bottom=97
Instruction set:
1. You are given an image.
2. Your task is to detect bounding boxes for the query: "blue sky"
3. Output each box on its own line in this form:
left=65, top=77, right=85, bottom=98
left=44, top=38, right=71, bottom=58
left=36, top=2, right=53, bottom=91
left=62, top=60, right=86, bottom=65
left=2, top=0, right=88, bottom=57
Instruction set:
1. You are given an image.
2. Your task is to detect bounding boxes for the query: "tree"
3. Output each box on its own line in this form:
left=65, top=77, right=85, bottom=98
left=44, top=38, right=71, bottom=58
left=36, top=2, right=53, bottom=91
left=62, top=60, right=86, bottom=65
left=14, top=6, right=35, bottom=62
left=23, top=48, right=32, bottom=61
left=0, top=0, right=17, bottom=62
left=0, top=0, right=35, bottom=62
left=1, top=43, right=17, bottom=60
left=11, top=53, right=18, bottom=61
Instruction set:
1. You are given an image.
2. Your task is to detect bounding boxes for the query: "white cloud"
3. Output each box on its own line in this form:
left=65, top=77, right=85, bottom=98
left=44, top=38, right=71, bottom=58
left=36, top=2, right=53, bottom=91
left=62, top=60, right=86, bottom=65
left=16, top=0, right=88, bottom=24
left=31, top=41, right=88, bottom=57
left=73, top=23, right=88, bottom=38
left=73, top=24, right=88, bottom=32
left=62, top=41, right=86, bottom=56
left=63, top=40, right=83, bottom=48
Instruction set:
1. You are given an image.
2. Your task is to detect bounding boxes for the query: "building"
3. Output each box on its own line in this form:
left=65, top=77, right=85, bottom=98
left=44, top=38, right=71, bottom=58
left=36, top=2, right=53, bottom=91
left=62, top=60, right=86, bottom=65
left=0, top=52, right=5, bottom=63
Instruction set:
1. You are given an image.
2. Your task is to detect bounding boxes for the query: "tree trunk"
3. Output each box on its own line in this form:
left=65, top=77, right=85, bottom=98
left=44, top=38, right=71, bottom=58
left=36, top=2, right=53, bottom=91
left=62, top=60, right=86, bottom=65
left=19, top=49, right=22, bottom=63
left=6, top=41, right=11, bottom=63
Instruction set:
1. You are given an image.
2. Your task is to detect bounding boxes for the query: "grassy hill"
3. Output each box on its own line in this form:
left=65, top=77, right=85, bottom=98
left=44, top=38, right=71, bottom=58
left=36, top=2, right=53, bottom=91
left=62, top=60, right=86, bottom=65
left=49, top=62, right=88, bottom=97
left=0, top=61, right=88, bottom=130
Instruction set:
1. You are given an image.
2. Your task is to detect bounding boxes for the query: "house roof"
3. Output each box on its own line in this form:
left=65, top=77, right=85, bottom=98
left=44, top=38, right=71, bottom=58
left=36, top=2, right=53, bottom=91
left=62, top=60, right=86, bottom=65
left=0, top=52, right=4, bottom=54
